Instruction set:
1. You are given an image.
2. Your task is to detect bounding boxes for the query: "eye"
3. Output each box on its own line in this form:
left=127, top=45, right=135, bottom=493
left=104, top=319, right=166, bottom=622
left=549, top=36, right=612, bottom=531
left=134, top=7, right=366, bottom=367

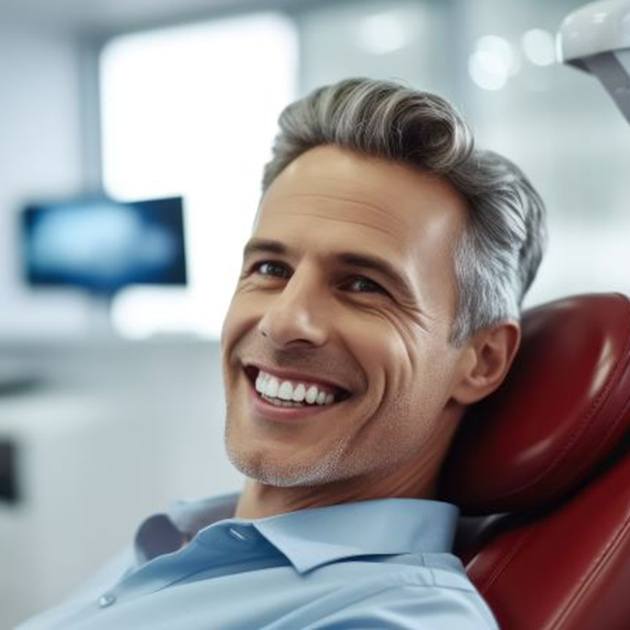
left=343, top=276, right=387, bottom=294
left=253, top=260, right=291, bottom=279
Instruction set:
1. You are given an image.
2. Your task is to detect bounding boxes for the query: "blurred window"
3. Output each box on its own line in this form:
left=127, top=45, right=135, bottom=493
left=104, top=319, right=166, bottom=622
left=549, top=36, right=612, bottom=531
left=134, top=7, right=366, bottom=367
left=100, top=13, right=297, bottom=338
left=101, top=0, right=630, bottom=339
left=293, top=0, right=630, bottom=308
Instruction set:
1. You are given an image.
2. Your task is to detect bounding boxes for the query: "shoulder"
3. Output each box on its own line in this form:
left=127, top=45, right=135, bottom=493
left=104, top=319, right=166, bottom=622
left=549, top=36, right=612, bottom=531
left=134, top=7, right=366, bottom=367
left=304, top=570, right=499, bottom=629
left=276, top=556, right=499, bottom=630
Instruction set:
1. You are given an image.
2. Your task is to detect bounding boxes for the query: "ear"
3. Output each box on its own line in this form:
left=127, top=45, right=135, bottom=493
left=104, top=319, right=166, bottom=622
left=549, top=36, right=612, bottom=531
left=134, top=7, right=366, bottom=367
left=450, top=321, right=521, bottom=406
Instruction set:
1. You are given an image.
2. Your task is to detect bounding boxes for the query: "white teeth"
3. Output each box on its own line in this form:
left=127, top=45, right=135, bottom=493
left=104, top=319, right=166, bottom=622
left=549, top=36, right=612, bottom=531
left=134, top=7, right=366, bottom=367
left=292, top=383, right=306, bottom=402
left=278, top=381, right=293, bottom=400
left=253, top=370, right=342, bottom=407
left=265, top=377, right=279, bottom=398
left=305, top=385, right=318, bottom=404
left=255, top=373, right=265, bottom=394
left=263, top=396, right=306, bottom=408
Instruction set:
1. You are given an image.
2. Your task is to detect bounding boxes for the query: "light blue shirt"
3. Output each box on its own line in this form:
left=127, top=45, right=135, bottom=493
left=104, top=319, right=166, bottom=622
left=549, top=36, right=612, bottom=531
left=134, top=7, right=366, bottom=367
left=18, top=493, right=499, bottom=629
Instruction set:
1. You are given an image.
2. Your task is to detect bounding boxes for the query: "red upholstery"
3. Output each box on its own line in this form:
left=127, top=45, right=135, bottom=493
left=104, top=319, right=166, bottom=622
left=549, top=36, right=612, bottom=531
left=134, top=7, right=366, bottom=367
left=438, top=293, right=630, bottom=630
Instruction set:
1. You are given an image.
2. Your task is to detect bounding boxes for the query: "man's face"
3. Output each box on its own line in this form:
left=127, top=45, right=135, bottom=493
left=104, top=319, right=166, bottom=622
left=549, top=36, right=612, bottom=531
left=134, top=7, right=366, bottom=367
left=221, top=145, right=470, bottom=488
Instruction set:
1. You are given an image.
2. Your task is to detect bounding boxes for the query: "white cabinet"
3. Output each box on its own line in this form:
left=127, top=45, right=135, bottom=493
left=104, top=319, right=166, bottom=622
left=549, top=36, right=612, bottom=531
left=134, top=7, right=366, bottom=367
left=0, top=340, right=242, bottom=628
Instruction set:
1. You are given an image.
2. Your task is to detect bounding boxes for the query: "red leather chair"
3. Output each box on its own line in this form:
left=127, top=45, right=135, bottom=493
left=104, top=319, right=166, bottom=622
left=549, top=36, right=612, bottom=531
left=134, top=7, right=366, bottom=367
left=439, top=293, right=630, bottom=630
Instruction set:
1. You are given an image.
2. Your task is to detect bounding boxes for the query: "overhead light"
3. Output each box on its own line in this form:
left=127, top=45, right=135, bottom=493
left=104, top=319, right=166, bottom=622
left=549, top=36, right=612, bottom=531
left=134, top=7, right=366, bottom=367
left=522, top=28, right=556, bottom=66
left=468, top=35, right=517, bottom=91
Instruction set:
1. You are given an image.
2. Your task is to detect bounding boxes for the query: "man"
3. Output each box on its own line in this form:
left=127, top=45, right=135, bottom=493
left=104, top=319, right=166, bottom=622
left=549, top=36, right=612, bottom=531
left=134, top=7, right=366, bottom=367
left=19, top=77, right=546, bottom=629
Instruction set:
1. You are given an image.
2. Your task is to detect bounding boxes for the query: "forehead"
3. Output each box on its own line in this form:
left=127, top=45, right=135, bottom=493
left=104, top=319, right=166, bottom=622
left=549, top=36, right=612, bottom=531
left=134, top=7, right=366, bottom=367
left=256, top=145, right=466, bottom=264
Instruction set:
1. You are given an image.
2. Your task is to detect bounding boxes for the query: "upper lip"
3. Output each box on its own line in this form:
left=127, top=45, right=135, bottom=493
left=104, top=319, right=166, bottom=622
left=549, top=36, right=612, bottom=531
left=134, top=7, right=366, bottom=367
left=243, top=361, right=353, bottom=394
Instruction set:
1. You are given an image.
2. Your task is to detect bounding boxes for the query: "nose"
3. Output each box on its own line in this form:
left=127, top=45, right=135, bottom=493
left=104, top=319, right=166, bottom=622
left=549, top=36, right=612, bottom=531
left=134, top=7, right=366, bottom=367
left=257, top=267, right=328, bottom=348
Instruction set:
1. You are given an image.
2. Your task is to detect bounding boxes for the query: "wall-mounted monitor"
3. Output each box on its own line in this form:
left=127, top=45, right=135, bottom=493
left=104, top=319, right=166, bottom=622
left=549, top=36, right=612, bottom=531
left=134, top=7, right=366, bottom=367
left=21, top=196, right=187, bottom=297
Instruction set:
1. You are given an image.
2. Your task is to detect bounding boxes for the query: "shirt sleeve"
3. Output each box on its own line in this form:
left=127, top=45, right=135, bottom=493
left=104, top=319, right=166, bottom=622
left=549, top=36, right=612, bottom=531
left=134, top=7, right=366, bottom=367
left=304, top=583, right=500, bottom=630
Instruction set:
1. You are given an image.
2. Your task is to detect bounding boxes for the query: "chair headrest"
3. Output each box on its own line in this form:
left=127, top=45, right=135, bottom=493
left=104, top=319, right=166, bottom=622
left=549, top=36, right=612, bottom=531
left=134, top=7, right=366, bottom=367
left=439, top=293, right=630, bottom=515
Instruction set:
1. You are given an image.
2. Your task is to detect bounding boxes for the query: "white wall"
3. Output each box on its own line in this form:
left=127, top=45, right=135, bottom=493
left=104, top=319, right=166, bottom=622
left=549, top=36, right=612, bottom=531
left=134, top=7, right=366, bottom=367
left=0, top=18, right=89, bottom=340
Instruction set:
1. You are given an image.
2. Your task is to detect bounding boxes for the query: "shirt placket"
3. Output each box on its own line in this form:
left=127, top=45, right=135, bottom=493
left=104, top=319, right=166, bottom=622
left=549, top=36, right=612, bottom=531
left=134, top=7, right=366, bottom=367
left=90, top=522, right=261, bottom=615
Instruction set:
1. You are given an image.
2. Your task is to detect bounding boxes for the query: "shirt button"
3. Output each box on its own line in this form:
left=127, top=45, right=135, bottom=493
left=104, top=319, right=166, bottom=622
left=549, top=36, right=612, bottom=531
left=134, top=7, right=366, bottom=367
left=98, top=593, right=116, bottom=608
left=228, top=526, right=248, bottom=541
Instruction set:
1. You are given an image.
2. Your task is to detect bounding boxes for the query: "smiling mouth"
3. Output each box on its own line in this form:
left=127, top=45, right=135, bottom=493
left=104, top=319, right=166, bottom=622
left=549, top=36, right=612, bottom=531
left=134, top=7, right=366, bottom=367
left=243, top=365, right=352, bottom=409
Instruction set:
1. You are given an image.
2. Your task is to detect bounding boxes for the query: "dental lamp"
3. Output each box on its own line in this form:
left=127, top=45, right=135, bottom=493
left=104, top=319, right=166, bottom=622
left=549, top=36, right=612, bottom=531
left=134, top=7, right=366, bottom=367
left=558, top=0, right=630, bottom=123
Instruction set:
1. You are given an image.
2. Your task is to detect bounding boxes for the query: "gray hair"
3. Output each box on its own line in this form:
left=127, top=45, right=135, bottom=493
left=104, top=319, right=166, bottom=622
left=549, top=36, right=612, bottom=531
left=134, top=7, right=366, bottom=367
left=261, top=78, right=547, bottom=346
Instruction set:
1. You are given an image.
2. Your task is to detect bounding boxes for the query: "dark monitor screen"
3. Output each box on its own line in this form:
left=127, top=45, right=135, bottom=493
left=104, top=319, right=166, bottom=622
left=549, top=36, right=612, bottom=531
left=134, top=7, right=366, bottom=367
left=21, top=196, right=187, bottom=295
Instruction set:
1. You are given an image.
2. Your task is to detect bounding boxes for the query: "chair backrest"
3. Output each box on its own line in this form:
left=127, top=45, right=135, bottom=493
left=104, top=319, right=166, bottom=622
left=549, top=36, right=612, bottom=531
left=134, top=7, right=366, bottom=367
left=438, top=293, right=630, bottom=630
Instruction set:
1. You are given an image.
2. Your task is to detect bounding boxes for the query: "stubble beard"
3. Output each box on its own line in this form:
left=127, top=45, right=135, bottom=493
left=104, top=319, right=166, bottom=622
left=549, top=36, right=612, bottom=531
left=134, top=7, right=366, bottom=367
left=223, top=400, right=352, bottom=488
left=222, top=390, right=428, bottom=490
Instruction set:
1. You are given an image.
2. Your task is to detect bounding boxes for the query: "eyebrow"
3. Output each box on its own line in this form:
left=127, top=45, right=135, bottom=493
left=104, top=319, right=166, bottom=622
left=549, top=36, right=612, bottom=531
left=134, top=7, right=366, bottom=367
left=242, top=238, right=287, bottom=259
left=242, top=238, right=418, bottom=302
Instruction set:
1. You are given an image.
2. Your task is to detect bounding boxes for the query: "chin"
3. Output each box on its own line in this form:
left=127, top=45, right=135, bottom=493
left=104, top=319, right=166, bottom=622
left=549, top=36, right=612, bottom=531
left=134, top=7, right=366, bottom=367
left=225, top=439, right=346, bottom=488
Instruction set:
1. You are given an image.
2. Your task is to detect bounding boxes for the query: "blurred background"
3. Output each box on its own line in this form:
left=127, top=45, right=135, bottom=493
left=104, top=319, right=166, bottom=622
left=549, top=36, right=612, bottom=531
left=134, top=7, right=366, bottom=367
left=0, top=0, right=629, bottom=626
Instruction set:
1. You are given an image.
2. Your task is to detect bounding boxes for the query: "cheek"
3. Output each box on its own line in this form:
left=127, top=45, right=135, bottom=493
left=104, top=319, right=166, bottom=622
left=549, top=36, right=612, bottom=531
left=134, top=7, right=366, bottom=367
left=221, top=291, right=260, bottom=361
left=349, top=310, right=419, bottom=401
left=353, top=309, right=450, bottom=422
left=220, top=302, right=240, bottom=375
left=221, top=298, right=241, bottom=347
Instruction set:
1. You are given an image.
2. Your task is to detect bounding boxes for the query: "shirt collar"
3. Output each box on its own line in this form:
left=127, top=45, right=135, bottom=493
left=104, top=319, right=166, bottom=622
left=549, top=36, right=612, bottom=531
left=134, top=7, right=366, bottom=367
left=251, top=497, right=459, bottom=573
left=159, top=493, right=459, bottom=574
left=134, top=494, right=236, bottom=564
